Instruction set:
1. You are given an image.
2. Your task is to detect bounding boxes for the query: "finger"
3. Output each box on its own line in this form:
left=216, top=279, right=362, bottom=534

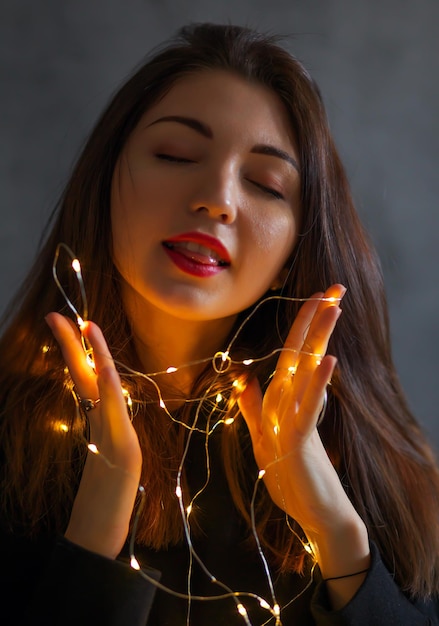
left=290, top=285, right=344, bottom=396
left=273, top=284, right=344, bottom=387
left=295, top=305, right=341, bottom=379
left=238, top=378, right=264, bottom=446
left=274, top=292, right=323, bottom=375
left=45, top=312, right=98, bottom=398
left=82, top=322, right=132, bottom=437
left=294, top=355, right=337, bottom=438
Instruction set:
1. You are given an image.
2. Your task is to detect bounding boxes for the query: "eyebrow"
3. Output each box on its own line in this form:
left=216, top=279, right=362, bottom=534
left=147, top=115, right=212, bottom=138
left=147, top=115, right=299, bottom=172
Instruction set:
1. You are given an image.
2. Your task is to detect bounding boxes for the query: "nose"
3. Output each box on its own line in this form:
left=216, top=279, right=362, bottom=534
left=189, top=168, right=237, bottom=224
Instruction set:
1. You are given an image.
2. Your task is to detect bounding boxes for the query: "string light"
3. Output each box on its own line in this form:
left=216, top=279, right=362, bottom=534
left=50, top=244, right=338, bottom=625
left=130, top=556, right=141, bottom=570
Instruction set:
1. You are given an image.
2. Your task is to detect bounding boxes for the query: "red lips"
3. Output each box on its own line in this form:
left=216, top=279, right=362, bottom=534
left=162, top=231, right=231, bottom=277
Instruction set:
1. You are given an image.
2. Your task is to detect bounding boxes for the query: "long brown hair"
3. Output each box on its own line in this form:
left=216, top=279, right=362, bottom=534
left=1, top=23, right=438, bottom=599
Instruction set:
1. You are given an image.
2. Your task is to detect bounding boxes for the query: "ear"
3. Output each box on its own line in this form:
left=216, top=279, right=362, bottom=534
left=269, top=267, right=289, bottom=291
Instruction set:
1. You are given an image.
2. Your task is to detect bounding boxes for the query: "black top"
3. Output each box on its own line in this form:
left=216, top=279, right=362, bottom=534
left=1, top=425, right=438, bottom=625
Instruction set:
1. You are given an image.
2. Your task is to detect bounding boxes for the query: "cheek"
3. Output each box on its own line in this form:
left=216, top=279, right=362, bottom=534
left=250, top=211, right=298, bottom=261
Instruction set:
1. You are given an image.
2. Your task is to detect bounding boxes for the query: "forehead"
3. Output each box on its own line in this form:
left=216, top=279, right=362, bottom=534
left=135, top=69, right=296, bottom=150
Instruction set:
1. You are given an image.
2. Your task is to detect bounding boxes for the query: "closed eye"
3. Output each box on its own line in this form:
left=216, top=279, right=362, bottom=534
left=251, top=180, right=285, bottom=200
left=155, top=153, right=195, bottom=163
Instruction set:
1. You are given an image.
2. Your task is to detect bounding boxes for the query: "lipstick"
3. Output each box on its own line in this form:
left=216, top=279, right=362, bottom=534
left=162, top=231, right=231, bottom=278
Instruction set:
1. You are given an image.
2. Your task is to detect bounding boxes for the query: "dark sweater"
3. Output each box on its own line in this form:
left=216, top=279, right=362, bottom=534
left=1, top=426, right=438, bottom=625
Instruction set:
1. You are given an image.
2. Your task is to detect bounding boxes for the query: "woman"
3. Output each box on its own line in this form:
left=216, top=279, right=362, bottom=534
left=0, top=23, right=438, bottom=625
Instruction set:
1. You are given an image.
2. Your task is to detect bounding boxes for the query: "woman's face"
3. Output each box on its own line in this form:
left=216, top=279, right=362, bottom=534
left=111, top=70, right=301, bottom=324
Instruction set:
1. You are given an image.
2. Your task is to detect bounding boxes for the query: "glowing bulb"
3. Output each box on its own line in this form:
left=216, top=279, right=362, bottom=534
left=221, top=351, right=229, bottom=362
left=159, top=399, right=166, bottom=409
left=224, top=417, right=235, bottom=425
left=166, top=366, right=177, bottom=373
left=316, top=359, right=321, bottom=366
left=288, top=365, right=296, bottom=375
left=259, top=599, right=271, bottom=610
left=216, top=393, right=223, bottom=403
left=122, top=387, right=133, bottom=409
left=59, top=423, right=69, bottom=433
left=130, top=556, right=140, bottom=570
left=77, top=316, right=85, bottom=329
left=304, top=543, right=314, bottom=554
left=175, top=485, right=182, bottom=499
left=273, top=603, right=280, bottom=616
left=86, top=352, right=95, bottom=369
left=71, top=259, right=81, bottom=273
left=42, top=345, right=50, bottom=354
left=232, top=379, right=239, bottom=387
left=243, top=359, right=253, bottom=365
left=258, top=469, right=266, bottom=479
left=88, top=443, right=98, bottom=454
left=186, top=503, right=192, bottom=516
left=237, top=604, right=248, bottom=617
left=273, top=424, right=279, bottom=435
left=327, top=296, right=337, bottom=303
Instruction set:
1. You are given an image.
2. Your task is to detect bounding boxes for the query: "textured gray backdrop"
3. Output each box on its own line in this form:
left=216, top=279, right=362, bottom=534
left=1, top=1, right=438, bottom=447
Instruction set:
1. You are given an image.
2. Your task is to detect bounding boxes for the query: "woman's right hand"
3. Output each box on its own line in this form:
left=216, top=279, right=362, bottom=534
left=45, top=313, right=142, bottom=559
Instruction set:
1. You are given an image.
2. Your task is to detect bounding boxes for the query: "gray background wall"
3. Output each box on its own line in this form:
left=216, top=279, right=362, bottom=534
left=1, top=1, right=438, bottom=447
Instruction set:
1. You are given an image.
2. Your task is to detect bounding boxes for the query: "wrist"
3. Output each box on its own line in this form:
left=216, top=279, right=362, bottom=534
left=306, top=515, right=370, bottom=580
left=306, top=516, right=370, bottom=610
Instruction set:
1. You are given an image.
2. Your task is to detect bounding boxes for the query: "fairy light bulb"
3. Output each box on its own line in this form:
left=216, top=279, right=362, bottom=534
left=175, top=485, right=182, bottom=499
left=243, top=359, right=253, bottom=366
left=166, top=366, right=177, bottom=373
left=88, top=443, right=98, bottom=455
left=259, top=599, right=271, bottom=610
left=258, top=469, right=266, bottom=480
left=122, top=387, right=133, bottom=408
left=224, top=417, right=235, bottom=425
left=216, top=393, right=223, bottom=403
left=273, top=424, right=280, bottom=435
left=53, top=420, right=69, bottom=433
left=130, top=556, right=141, bottom=570
left=71, top=258, right=81, bottom=273
left=237, top=603, right=248, bottom=617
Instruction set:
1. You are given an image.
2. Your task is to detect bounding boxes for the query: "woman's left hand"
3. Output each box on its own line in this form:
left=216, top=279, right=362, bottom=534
left=238, top=284, right=370, bottom=603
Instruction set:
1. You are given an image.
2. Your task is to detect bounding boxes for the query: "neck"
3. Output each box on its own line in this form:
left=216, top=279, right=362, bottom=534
left=122, top=288, right=237, bottom=406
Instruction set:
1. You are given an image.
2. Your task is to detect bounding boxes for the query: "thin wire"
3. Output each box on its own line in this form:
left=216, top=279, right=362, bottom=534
left=50, top=244, right=336, bottom=624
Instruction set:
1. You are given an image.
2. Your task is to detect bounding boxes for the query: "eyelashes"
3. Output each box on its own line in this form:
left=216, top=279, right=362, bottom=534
left=154, top=153, right=285, bottom=201
left=250, top=181, right=285, bottom=200
left=155, top=153, right=195, bottom=164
